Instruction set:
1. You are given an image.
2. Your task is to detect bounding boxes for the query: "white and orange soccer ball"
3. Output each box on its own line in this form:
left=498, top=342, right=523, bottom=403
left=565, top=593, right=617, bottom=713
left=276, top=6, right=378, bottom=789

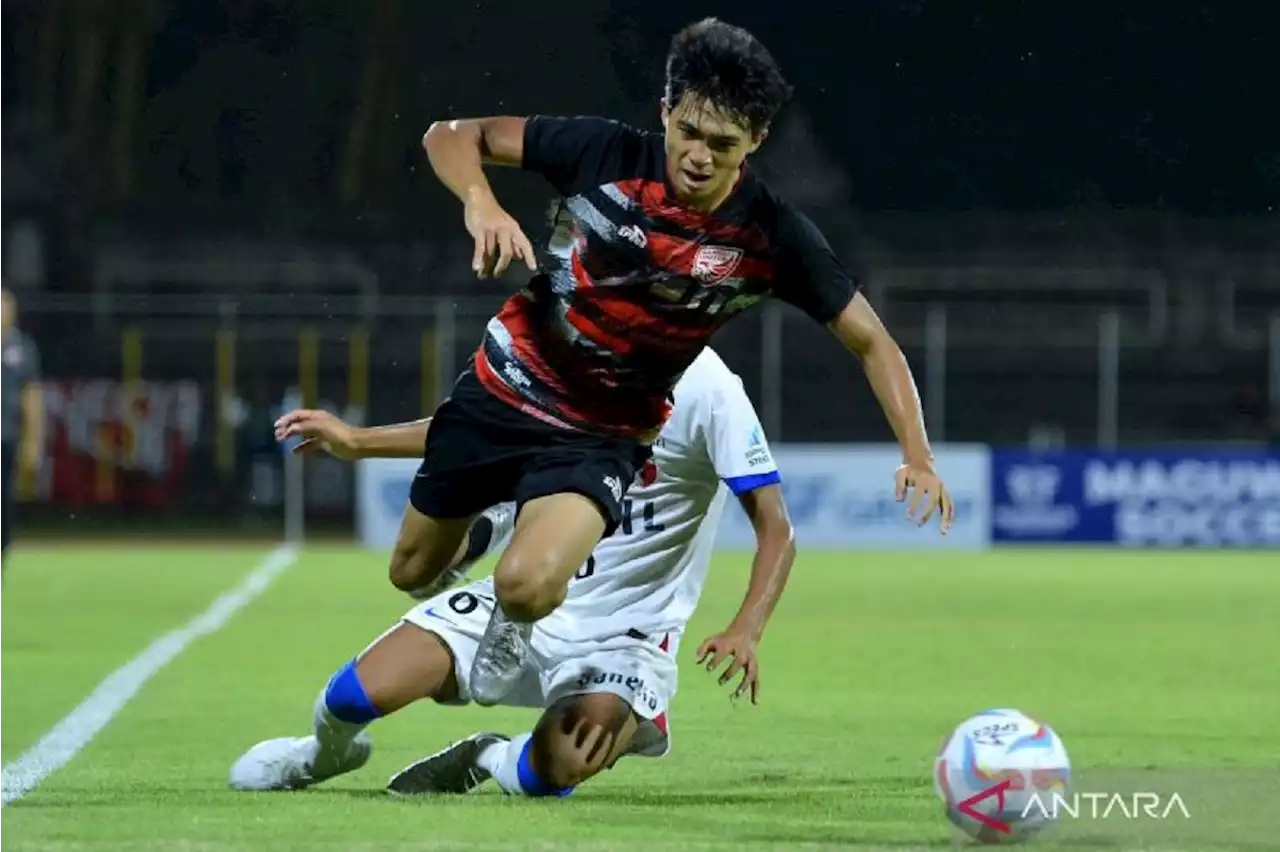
left=934, top=709, right=1071, bottom=844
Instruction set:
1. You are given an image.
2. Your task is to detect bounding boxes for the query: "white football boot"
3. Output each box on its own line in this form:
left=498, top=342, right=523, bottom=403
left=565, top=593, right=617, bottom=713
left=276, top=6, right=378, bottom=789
left=229, top=733, right=372, bottom=792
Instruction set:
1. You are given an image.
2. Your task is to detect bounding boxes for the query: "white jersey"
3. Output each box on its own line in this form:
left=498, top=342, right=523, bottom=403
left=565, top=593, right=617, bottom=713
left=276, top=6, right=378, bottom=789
left=535, top=348, right=780, bottom=645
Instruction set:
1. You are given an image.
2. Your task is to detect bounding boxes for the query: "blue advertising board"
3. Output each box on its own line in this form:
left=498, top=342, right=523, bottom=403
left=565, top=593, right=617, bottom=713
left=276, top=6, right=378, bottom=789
left=715, top=445, right=990, bottom=550
left=358, top=445, right=992, bottom=551
left=991, top=449, right=1280, bottom=547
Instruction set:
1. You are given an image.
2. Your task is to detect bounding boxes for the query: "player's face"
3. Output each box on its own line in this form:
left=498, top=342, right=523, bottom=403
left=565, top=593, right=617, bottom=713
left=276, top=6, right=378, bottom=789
left=662, top=95, right=764, bottom=208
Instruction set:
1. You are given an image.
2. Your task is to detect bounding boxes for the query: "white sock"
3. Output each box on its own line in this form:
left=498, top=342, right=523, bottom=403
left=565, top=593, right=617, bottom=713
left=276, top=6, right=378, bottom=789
left=312, top=688, right=367, bottom=754
left=476, top=731, right=573, bottom=797
left=477, top=733, right=531, bottom=796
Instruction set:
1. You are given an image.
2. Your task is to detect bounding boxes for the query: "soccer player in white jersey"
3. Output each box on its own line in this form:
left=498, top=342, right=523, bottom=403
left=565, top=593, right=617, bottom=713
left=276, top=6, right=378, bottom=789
left=230, top=348, right=795, bottom=797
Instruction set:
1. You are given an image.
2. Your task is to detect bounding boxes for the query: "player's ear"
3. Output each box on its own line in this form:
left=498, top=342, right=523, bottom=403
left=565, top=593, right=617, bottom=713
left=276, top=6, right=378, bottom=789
left=748, top=127, right=769, bottom=154
left=660, top=99, right=671, bottom=129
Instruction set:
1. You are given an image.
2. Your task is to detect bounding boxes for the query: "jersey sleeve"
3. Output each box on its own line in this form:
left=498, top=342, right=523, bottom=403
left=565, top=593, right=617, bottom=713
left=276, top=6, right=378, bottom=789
left=704, top=376, right=781, bottom=496
left=772, top=205, right=860, bottom=324
left=522, top=115, right=640, bottom=197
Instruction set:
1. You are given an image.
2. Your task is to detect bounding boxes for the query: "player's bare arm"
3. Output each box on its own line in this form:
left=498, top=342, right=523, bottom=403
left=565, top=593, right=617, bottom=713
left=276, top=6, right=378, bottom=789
left=696, top=483, right=795, bottom=705
left=422, top=116, right=537, bottom=278
left=274, top=409, right=430, bottom=460
left=827, top=293, right=955, bottom=533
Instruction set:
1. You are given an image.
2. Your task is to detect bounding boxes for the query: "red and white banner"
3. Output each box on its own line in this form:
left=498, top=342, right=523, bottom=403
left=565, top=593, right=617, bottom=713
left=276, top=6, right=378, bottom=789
left=30, top=379, right=202, bottom=508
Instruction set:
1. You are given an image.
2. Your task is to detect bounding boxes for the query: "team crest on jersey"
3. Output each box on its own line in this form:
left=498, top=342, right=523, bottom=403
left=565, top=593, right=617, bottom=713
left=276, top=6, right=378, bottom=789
left=691, top=245, right=744, bottom=284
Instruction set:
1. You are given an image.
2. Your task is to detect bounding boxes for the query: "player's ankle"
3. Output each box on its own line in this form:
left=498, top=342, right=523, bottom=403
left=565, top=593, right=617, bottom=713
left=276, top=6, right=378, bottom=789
left=516, top=736, right=575, bottom=798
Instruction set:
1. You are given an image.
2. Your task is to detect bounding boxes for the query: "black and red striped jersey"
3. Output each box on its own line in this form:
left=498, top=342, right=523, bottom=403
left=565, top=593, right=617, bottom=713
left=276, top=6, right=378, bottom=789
left=473, top=114, right=859, bottom=440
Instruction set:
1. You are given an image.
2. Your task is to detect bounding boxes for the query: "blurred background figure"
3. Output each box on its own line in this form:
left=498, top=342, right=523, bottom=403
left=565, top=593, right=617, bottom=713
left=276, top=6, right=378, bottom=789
left=2, top=286, right=45, bottom=566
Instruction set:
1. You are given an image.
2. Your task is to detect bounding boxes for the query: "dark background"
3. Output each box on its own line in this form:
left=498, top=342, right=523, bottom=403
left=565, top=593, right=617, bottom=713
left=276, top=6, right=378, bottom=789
left=2, top=0, right=1277, bottom=531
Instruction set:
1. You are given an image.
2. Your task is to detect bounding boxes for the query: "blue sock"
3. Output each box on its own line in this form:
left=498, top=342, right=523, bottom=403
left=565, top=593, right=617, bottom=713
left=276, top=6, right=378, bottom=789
left=323, top=660, right=382, bottom=725
left=515, top=736, right=575, bottom=798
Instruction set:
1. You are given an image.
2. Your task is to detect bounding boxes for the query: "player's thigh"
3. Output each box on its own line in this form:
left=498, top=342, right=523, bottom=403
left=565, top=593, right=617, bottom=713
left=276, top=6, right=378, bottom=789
left=531, top=692, right=641, bottom=787
left=496, top=446, right=646, bottom=598
left=493, top=492, right=606, bottom=600
left=398, top=395, right=531, bottom=588
left=354, top=622, right=461, bottom=712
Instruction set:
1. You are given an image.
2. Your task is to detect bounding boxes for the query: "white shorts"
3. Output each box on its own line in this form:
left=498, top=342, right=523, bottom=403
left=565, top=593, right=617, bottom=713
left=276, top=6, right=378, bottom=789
left=401, top=578, right=677, bottom=758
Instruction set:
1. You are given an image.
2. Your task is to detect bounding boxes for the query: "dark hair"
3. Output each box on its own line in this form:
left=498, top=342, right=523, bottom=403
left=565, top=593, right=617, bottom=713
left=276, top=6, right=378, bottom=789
left=665, top=18, right=793, bottom=135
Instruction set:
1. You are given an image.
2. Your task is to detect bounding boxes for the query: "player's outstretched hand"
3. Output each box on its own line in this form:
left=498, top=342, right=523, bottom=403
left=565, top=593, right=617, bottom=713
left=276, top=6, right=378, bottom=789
left=274, top=409, right=360, bottom=460
left=696, top=631, right=761, bottom=705
left=894, top=461, right=955, bottom=534
left=464, top=196, right=537, bottom=279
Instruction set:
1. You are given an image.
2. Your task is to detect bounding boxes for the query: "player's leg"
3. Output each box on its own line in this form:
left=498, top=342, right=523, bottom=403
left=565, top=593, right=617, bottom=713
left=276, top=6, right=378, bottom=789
left=499, top=693, right=641, bottom=793
left=471, top=450, right=643, bottom=705
left=390, top=377, right=525, bottom=595
left=388, top=692, right=640, bottom=797
left=387, top=504, right=474, bottom=593
left=396, top=502, right=515, bottom=599
left=229, top=584, right=495, bottom=791
left=390, top=632, right=675, bottom=796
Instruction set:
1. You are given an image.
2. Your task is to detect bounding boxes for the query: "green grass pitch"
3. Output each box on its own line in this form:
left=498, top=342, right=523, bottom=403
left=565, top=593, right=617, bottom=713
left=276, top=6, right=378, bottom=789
left=2, top=544, right=1278, bottom=850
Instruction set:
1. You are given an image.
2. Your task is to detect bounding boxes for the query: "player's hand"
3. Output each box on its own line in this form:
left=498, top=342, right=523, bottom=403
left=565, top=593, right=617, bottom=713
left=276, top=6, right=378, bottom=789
left=895, top=460, right=955, bottom=534
left=464, top=196, right=537, bottom=278
left=695, top=631, right=761, bottom=705
left=274, top=409, right=361, bottom=460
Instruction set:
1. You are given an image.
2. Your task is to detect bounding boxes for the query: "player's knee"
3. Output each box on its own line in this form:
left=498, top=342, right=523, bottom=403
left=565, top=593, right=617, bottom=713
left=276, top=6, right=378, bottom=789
left=388, top=542, right=446, bottom=592
left=493, top=557, right=567, bottom=621
left=543, top=749, right=597, bottom=788
left=529, top=694, right=635, bottom=788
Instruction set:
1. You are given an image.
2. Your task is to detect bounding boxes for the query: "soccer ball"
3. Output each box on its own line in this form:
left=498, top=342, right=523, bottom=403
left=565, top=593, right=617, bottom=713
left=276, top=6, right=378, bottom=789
left=934, top=709, right=1071, bottom=844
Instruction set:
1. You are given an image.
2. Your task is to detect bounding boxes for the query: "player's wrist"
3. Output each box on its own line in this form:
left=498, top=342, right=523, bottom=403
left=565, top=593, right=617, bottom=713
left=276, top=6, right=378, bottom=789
left=344, top=428, right=371, bottom=460
left=902, top=448, right=935, bottom=470
left=726, top=618, right=764, bottom=643
left=464, top=184, right=498, bottom=210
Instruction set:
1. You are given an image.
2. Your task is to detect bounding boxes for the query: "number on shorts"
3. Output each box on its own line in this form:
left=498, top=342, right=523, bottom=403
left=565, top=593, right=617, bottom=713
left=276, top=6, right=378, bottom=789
left=575, top=556, right=596, bottom=581
left=448, top=591, right=479, bottom=615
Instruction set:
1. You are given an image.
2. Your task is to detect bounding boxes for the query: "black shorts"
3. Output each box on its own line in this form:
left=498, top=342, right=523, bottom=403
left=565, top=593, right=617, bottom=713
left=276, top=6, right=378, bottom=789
left=409, top=366, right=650, bottom=536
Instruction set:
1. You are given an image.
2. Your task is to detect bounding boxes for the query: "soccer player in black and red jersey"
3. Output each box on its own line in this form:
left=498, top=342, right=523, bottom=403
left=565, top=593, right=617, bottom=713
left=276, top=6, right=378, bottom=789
left=392, top=18, right=954, bottom=711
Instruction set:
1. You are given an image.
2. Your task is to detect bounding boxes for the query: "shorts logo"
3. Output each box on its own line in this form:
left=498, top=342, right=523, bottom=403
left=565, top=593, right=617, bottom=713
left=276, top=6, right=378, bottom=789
left=692, top=245, right=744, bottom=284
left=574, top=669, right=661, bottom=713
left=618, top=224, right=648, bottom=248
left=603, top=474, right=623, bottom=502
